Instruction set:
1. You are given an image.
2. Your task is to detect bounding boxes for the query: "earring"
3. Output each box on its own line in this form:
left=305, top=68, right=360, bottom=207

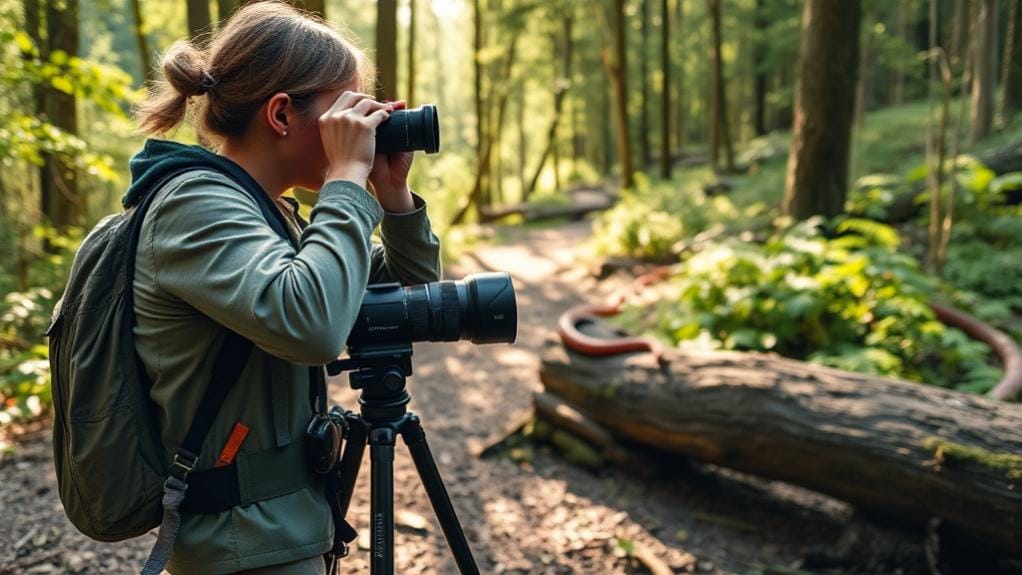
left=282, top=130, right=288, bottom=136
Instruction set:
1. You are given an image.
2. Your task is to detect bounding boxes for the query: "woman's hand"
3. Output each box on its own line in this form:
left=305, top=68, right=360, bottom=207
left=368, top=100, right=416, bottom=213
left=319, top=91, right=393, bottom=189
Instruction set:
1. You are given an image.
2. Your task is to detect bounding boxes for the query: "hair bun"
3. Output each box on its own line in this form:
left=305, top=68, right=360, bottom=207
left=160, top=41, right=208, bottom=97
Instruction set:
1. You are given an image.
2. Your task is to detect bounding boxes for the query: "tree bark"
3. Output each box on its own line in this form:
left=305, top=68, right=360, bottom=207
left=782, top=0, right=861, bottom=220
left=217, top=0, right=237, bottom=24
left=639, top=0, right=651, bottom=168
left=131, top=0, right=153, bottom=83
left=42, top=0, right=81, bottom=229
left=609, top=0, right=634, bottom=189
left=407, top=0, right=416, bottom=107
left=540, top=338, right=1022, bottom=556
left=707, top=0, right=734, bottom=172
left=186, top=0, right=212, bottom=39
left=970, top=0, right=996, bottom=142
left=1000, top=0, right=1022, bottom=120
left=752, top=0, right=767, bottom=136
left=449, top=38, right=518, bottom=226
left=659, top=0, right=672, bottom=178
left=674, top=0, right=685, bottom=152
left=523, top=16, right=573, bottom=202
left=375, top=0, right=398, bottom=100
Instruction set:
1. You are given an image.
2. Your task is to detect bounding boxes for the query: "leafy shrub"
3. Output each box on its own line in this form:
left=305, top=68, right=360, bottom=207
left=588, top=175, right=757, bottom=261
left=613, top=217, right=999, bottom=392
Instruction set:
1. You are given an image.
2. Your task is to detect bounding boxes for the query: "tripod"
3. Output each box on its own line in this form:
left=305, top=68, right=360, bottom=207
left=327, top=343, right=480, bottom=575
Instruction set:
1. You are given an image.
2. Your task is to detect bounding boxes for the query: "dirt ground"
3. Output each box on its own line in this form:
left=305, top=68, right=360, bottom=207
left=0, top=220, right=939, bottom=574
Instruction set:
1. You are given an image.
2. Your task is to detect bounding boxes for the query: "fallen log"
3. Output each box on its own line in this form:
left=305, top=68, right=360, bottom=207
left=539, top=335, right=1022, bottom=556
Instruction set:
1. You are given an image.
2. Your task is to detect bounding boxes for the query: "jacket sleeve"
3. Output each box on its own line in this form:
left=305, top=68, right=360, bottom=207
left=145, top=173, right=384, bottom=366
left=367, top=191, right=443, bottom=286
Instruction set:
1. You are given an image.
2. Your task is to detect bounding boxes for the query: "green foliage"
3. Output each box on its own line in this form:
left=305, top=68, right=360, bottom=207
left=587, top=174, right=762, bottom=261
left=0, top=224, right=82, bottom=425
left=613, top=218, right=999, bottom=392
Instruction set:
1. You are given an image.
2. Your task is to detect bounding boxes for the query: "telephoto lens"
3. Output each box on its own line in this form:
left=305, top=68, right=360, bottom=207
left=346, top=272, right=517, bottom=348
left=375, top=104, right=440, bottom=155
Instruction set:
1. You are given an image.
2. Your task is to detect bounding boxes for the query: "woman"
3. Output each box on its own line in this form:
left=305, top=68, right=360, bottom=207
left=129, top=2, right=440, bottom=573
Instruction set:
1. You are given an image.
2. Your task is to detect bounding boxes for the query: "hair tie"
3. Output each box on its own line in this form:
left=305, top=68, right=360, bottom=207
left=198, top=71, right=217, bottom=95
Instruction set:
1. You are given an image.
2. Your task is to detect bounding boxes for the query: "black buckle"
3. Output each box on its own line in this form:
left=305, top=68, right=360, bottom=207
left=170, top=451, right=198, bottom=481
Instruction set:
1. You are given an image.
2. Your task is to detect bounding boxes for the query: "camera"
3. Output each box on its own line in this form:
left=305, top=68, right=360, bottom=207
left=345, top=272, right=517, bottom=349
left=375, top=104, right=440, bottom=155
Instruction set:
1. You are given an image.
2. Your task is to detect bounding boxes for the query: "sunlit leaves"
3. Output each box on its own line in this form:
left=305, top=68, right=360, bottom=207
left=611, top=217, right=997, bottom=391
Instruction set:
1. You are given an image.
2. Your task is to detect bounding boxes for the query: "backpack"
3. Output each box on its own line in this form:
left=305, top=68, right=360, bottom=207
left=46, top=165, right=309, bottom=572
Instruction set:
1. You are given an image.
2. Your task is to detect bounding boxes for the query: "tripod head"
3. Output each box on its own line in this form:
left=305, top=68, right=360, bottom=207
left=327, top=344, right=413, bottom=422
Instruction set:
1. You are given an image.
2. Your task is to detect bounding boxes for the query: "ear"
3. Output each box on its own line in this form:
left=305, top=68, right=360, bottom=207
left=264, top=92, right=291, bottom=137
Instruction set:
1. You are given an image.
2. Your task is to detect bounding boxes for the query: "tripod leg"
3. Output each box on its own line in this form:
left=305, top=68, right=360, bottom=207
left=370, top=427, right=396, bottom=575
left=336, top=412, right=368, bottom=517
left=400, top=414, right=480, bottom=575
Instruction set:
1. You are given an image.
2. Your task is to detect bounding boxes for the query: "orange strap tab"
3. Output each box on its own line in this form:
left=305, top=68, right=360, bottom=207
left=215, top=422, right=250, bottom=468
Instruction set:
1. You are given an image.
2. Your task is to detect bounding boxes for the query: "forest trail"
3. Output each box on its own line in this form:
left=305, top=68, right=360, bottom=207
left=0, top=220, right=924, bottom=575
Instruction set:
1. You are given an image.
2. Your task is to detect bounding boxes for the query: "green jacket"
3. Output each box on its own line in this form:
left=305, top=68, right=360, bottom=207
left=132, top=162, right=440, bottom=573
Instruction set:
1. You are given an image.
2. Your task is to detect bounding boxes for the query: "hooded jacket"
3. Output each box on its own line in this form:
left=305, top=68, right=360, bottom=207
left=129, top=140, right=441, bottom=574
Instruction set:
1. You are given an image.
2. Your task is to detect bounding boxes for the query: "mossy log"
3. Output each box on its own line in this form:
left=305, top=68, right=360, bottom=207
left=539, top=335, right=1022, bottom=555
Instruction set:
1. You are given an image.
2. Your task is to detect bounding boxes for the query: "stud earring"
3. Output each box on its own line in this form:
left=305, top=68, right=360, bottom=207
left=282, top=130, right=288, bottom=136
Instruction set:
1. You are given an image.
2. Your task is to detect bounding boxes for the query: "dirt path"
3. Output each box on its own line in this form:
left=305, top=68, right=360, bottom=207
left=0, top=220, right=928, bottom=574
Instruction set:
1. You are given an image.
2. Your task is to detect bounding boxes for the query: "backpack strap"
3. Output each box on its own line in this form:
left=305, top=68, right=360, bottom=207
left=136, top=170, right=281, bottom=575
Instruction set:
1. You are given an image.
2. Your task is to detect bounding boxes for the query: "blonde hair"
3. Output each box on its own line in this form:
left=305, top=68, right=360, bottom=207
left=136, top=1, right=375, bottom=141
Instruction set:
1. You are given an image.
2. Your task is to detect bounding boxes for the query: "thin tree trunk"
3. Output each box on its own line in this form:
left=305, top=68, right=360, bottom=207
left=753, top=0, right=767, bottom=136
left=674, top=0, right=685, bottom=152
left=407, top=0, right=416, bottom=107
left=524, top=17, right=573, bottom=201
left=609, top=0, right=634, bottom=189
left=660, top=0, right=672, bottom=178
left=970, top=0, right=996, bottom=142
left=639, top=0, right=651, bottom=168
left=998, top=0, right=1021, bottom=124
left=892, top=1, right=908, bottom=106
left=42, top=0, right=81, bottom=229
left=926, top=0, right=952, bottom=275
left=450, top=38, right=518, bottom=226
left=217, top=0, right=237, bottom=24
left=938, top=0, right=975, bottom=272
left=186, top=0, right=212, bottom=38
left=707, top=0, right=734, bottom=172
left=518, top=82, right=527, bottom=202
left=375, top=0, right=398, bottom=100
left=131, top=0, right=153, bottom=83
left=781, top=0, right=861, bottom=220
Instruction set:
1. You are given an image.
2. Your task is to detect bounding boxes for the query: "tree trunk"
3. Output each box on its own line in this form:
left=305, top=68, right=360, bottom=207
left=407, top=0, right=416, bottom=107
left=1000, top=0, right=1022, bottom=121
left=539, top=338, right=1022, bottom=556
left=782, top=0, right=861, bottom=220
left=674, top=0, right=685, bottom=152
left=892, top=1, right=908, bottom=106
left=186, top=0, right=212, bottom=38
left=639, top=0, right=651, bottom=168
left=131, top=0, right=153, bottom=83
left=752, top=0, right=767, bottom=136
left=42, top=0, right=81, bottom=229
left=375, top=0, right=398, bottom=100
left=523, top=16, right=573, bottom=202
left=970, top=0, right=996, bottom=142
left=707, top=0, right=734, bottom=172
left=609, top=0, right=634, bottom=189
left=659, top=0, right=672, bottom=178
left=217, top=0, right=237, bottom=24
left=449, top=38, right=518, bottom=226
